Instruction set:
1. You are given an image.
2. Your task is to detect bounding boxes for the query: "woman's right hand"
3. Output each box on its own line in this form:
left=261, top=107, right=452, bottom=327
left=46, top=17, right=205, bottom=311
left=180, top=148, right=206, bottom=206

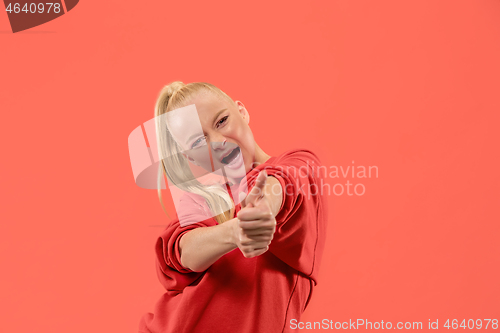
left=230, top=171, right=277, bottom=258
left=229, top=202, right=275, bottom=258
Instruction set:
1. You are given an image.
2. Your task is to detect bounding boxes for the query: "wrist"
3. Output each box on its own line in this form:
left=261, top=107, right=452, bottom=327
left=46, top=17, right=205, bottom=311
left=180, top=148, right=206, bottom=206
left=222, top=218, right=239, bottom=250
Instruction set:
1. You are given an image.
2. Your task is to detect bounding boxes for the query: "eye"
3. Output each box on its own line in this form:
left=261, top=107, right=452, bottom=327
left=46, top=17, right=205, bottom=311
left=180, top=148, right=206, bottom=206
left=191, top=136, right=207, bottom=149
left=216, top=116, right=228, bottom=128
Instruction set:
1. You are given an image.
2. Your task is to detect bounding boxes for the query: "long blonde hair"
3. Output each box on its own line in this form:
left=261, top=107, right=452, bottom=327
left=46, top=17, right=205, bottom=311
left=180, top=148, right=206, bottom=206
left=155, top=81, right=236, bottom=224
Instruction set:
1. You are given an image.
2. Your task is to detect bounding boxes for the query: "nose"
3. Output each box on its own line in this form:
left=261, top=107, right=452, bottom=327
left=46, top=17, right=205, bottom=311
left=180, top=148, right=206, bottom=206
left=211, top=138, right=227, bottom=150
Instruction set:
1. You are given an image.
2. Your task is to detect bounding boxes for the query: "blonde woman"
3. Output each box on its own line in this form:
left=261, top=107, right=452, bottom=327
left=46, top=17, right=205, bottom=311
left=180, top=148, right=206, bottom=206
left=139, top=81, right=329, bottom=333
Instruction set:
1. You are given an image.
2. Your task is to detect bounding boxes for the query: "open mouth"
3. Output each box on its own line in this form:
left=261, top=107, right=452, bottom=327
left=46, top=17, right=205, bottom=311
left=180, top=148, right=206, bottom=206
left=221, top=147, right=241, bottom=164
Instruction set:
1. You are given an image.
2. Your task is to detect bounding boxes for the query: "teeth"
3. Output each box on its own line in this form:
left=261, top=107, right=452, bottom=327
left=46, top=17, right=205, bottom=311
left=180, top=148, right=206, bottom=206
left=221, top=147, right=240, bottom=164
left=221, top=148, right=235, bottom=162
left=223, top=150, right=232, bottom=159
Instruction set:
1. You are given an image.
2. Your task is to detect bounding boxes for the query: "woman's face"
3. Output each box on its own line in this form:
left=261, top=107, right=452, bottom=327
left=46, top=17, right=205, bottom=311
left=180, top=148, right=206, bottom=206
left=166, top=91, right=255, bottom=183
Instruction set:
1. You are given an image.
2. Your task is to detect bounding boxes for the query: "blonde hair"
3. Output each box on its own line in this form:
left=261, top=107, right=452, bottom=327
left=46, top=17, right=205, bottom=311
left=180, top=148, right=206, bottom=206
left=155, top=81, right=236, bottom=224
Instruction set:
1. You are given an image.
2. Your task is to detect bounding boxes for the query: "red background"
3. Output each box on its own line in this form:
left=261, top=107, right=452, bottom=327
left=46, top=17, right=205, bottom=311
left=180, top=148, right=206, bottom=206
left=1, top=1, right=499, bottom=332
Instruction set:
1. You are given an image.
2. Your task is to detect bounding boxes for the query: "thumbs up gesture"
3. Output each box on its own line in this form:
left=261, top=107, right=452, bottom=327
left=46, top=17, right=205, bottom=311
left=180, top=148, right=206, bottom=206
left=232, top=171, right=277, bottom=258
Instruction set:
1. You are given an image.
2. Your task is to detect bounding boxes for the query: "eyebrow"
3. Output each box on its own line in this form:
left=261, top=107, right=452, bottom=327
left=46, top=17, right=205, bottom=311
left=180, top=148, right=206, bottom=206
left=185, top=108, right=228, bottom=146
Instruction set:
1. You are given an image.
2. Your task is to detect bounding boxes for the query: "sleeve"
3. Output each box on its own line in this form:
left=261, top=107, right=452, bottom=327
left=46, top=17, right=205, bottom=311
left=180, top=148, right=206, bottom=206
left=154, top=210, right=218, bottom=294
left=246, top=149, right=329, bottom=285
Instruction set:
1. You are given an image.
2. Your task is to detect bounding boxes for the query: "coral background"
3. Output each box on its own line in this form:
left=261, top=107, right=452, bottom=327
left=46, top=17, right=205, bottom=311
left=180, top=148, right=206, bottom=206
left=1, top=0, right=499, bottom=332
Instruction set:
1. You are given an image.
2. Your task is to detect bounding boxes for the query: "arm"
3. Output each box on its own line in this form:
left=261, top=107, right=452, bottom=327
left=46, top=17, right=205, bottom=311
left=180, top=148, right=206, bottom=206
left=179, top=218, right=238, bottom=272
left=258, top=175, right=283, bottom=217
left=179, top=171, right=283, bottom=272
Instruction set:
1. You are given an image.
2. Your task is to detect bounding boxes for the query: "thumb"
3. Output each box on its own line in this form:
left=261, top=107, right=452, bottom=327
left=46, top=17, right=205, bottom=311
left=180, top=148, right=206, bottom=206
left=243, top=170, right=267, bottom=207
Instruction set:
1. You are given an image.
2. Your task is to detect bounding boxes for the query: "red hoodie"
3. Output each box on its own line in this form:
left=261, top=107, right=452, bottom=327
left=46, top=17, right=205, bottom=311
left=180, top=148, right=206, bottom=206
left=139, top=149, right=329, bottom=333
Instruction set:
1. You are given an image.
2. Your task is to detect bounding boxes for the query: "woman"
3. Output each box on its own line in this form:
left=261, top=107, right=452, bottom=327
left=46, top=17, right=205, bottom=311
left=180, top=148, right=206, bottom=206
left=139, top=81, right=328, bottom=333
